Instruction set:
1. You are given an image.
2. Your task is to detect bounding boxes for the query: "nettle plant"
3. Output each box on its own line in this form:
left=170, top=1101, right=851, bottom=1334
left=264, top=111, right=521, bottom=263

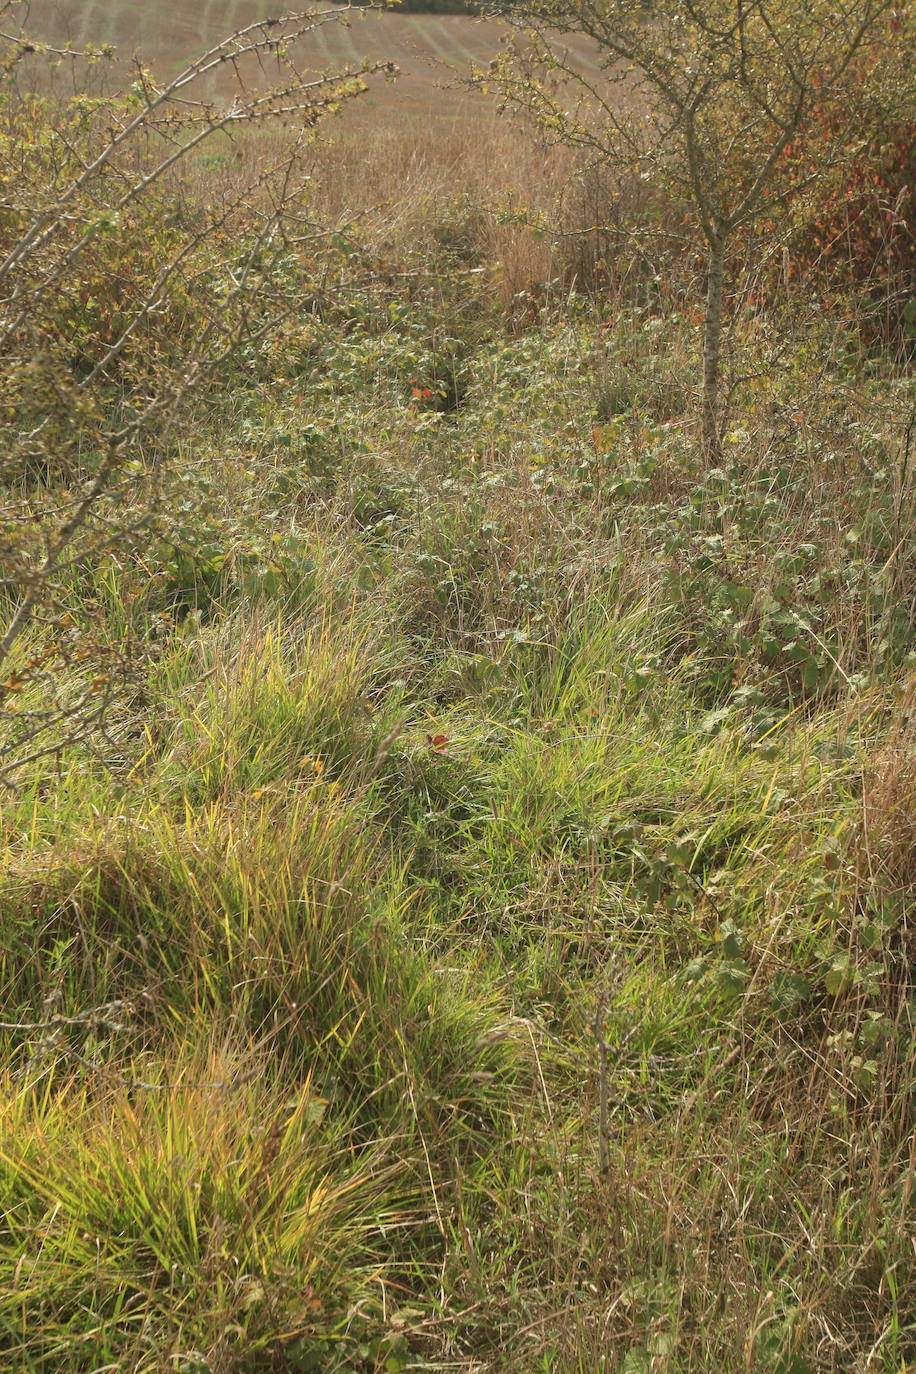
left=484, top=0, right=895, bottom=457
left=0, top=4, right=394, bottom=782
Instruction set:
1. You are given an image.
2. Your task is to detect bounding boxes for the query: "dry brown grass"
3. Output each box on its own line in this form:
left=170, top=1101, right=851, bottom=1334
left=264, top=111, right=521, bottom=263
left=27, top=1, right=644, bottom=311
left=313, top=110, right=569, bottom=288
left=860, top=683, right=916, bottom=896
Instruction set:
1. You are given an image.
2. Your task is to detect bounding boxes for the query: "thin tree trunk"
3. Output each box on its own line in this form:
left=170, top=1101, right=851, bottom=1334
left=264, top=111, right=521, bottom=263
left=702, top=231, right=726, bottom=461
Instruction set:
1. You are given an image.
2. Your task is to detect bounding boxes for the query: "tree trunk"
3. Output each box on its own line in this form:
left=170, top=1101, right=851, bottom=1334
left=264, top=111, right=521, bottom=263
left=702, top=231, right=726, bottom=462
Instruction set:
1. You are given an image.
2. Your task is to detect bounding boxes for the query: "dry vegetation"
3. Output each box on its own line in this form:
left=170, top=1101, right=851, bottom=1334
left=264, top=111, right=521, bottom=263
left=1, top=4, right=915, bottom=1373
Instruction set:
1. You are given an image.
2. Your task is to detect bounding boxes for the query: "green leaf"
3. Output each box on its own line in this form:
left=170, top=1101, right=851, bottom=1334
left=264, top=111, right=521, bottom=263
left=722, top=930, right=743, bottom=960
left=824, top=956, right=852, bottom=997
left=721, top=580, right=754, bottom=609
left=717, top=959, right=750, bottom=996
left=650, top=1329, right=676, bottom=1357
left=769, top=974, right=812, bottom=1014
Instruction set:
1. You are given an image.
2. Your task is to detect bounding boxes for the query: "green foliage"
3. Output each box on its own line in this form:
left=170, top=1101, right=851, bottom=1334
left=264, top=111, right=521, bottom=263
left=1, top=18, right=915, bottom=1372
left=0, top=11, right=390, bottom=782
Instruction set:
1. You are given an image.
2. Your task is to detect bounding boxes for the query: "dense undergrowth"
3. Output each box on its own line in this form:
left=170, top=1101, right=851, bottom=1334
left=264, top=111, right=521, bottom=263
left=2, top=26, right=916, bottom=1374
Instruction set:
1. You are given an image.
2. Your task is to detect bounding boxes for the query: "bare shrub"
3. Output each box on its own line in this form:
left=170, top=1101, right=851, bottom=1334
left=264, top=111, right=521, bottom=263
left=0, top=4, right=394, bottom=783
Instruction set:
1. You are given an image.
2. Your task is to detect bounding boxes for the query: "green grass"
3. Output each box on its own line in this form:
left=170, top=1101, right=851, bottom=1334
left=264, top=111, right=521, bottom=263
left=2, top=117, right=915, bottom=1371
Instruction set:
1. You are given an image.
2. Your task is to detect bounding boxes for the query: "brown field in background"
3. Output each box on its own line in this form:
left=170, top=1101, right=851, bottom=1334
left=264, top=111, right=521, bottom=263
left=27, top=2, right=655, bottom=317
left=29, top=1, right=621, bottom=295
left=32, top=1, right=606, bottom=119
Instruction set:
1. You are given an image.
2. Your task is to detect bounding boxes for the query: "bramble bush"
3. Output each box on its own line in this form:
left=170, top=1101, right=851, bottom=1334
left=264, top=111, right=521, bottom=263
left=765, top=12, right=916, bottom=337
left=0, top=8, right=394, bottom=782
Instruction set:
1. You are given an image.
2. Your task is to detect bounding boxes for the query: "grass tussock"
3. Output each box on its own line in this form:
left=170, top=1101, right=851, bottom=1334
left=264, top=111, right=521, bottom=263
left=1, top=1056, right=392, bottom=1371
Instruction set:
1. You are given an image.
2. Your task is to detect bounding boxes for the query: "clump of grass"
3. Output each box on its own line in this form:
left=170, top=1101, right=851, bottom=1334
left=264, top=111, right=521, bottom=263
left=2, top=784, right=522, bottom=1132
left=0, top=1048, right=394, bottom=1373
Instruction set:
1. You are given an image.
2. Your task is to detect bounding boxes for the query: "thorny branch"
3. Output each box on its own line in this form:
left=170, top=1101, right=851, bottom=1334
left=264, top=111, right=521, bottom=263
left=0, top=4, right=397, bottom=783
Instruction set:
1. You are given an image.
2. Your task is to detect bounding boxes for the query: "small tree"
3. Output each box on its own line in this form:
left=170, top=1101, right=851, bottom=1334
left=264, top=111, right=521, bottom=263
left=484, top=0, right=894, bottom=456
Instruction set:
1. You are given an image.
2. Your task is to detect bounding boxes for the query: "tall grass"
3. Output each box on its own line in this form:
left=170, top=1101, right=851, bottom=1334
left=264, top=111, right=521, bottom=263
left=1, top=45, right=915, bottom=1372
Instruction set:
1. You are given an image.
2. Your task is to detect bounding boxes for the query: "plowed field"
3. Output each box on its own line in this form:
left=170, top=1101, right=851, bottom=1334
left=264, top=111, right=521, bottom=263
left=32, top=2, right=606, bottom=118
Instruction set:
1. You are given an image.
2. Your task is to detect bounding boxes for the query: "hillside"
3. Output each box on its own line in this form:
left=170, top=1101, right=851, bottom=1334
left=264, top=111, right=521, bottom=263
left=1, top=5, right=915, bottom=1373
